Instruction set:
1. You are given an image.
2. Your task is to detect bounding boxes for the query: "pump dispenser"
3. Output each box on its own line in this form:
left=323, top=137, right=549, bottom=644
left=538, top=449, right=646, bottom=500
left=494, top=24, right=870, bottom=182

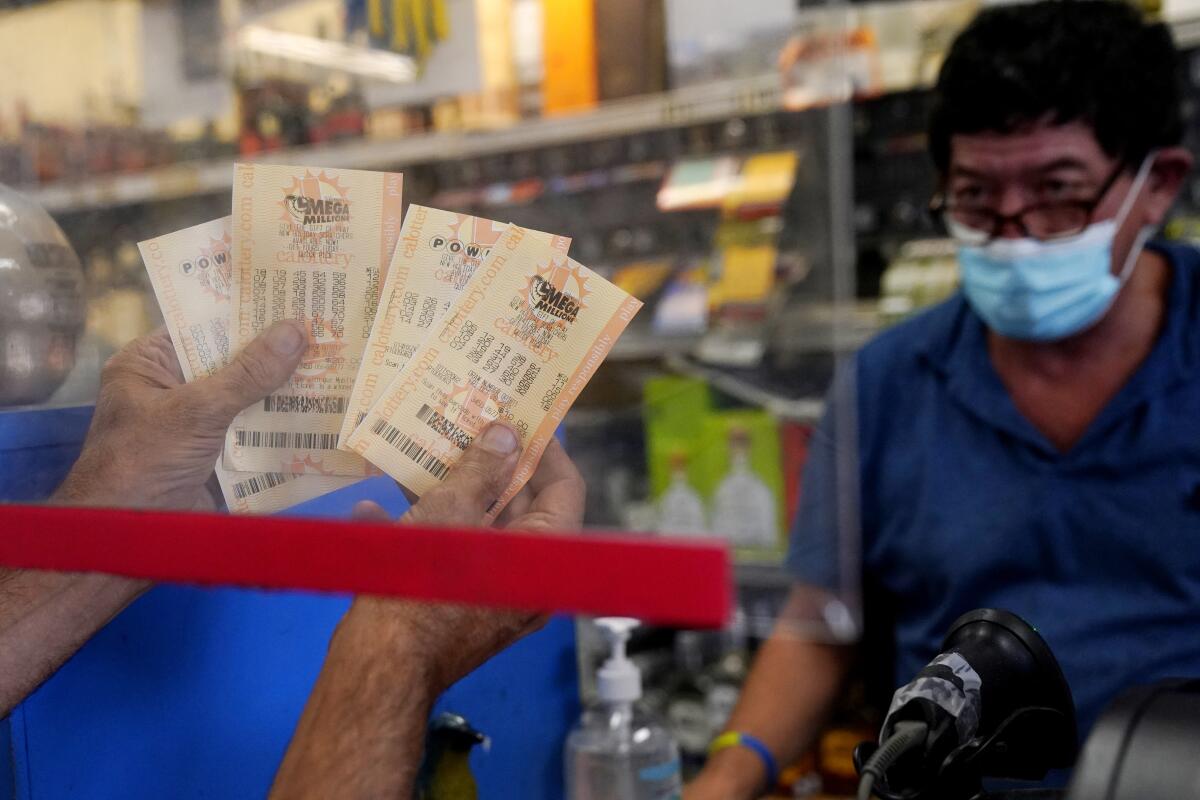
left=566, top=618, right=683, bottom=799
left=598, top=618, right=642, bottom=700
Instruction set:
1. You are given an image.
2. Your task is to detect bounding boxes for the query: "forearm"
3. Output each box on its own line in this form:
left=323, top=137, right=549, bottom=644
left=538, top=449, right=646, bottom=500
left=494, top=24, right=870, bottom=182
left=0, top=568, right=149, bottom=716
left=691, top=589, right=853, bottom=799
left=270, top=599, right=443, bottom=800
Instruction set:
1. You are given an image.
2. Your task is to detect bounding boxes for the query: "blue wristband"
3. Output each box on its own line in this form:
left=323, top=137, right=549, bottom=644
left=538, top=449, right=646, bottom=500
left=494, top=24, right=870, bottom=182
left=709, top=731, right=779, bottom=790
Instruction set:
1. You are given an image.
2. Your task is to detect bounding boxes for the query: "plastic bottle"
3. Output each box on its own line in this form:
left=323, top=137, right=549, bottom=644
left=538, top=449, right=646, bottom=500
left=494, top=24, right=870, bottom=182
left=665, top=630, right=713, bottom=772
left=704, top=607, right=750, bottom=737
left=566, top=618, right=683, bottom=800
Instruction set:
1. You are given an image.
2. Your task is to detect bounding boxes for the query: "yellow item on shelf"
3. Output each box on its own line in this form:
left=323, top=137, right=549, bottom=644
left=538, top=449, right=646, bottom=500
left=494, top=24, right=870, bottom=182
left=722, top=151, right=799, bottom=216
left=541, top=0, right=598, bottom=114
left=432, top=0, right=450, bottom=39
left=709, top=245, right=776, bottom=309
left=373, top=0, right=448, bottom=65
left=412, top=0, right=431, bottom=62
left=391, top=0, right=409, bottom=52
left=369, top=0, right=386, bottom=37
left=611, top=259, right=674, bottom=300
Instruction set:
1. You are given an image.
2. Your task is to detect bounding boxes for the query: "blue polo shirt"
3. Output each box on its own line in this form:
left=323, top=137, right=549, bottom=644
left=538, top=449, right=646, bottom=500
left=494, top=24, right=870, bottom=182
left=788, top=240, right=1200, bottom=740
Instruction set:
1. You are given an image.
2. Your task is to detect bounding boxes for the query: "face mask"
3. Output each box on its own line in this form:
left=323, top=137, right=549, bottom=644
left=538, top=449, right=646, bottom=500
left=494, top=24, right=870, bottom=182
left=953, top=155, right=1155, bottom=341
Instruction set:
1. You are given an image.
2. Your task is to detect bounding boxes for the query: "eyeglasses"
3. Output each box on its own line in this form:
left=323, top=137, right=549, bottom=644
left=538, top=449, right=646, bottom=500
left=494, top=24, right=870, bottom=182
left=929, top=162, right=1128, bottom=243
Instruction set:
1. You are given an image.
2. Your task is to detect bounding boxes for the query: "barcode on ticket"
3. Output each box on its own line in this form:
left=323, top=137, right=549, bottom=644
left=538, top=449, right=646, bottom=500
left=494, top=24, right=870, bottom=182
left=263, top=395, right=348, bottom=414
left=416, top=403, right=473, bottom=451
left=231, top=472, right=289, bottom=500
left=369, top=418, right=451, bottom=479
left=233, top=430, right=341, bottom=450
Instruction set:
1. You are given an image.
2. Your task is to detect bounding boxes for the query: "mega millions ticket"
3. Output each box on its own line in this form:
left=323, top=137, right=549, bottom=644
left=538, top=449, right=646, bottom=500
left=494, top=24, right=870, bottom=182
left=347, top=225, right=642, bottom=520
left=225, top=164, right=403, bottom=476
left=139, top=217, right=358, bottom=513
left=338, top=205, right=532, bottom=448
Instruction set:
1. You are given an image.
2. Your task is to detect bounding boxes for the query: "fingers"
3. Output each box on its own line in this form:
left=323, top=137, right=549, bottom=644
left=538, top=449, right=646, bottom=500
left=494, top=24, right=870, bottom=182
left=526, top=439, right=582, bottom=497
left=352, top=500, right=391, bottom=522
left=492, top=484, right=532, bottom=528
left=140, top=327, right=187, bottom=384
left=403, top=422, right=521, bottom=528
left=189, top=320, right=308, bottom=420
left=510, top=438, right=586, bottom=531
left=101, top=327, right=187, bottom=388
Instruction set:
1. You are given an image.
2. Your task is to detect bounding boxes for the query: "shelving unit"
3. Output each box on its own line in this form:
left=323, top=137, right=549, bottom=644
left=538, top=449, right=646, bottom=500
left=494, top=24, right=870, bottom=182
left=30, top=1, right=1200, bottom=604
left=22, top=73, right=783, bottom=214
left=22, top=12, right=1200, bottom=216
left=666, top=354, right=827, bottom=423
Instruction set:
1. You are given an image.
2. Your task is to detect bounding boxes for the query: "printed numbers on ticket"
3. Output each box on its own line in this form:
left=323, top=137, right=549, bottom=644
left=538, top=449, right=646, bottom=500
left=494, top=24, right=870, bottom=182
left=339, top=205, right=529, bottom=448
left=225, top=163, right=403, bottom=476
left=138, top=217, right=357, bottom=514
left=347, top=225, right=642, bottom=520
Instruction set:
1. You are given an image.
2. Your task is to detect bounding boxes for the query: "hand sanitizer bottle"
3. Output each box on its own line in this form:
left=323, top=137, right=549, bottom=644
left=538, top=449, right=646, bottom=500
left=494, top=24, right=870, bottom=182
left=566, top=618, right=683, bottom=800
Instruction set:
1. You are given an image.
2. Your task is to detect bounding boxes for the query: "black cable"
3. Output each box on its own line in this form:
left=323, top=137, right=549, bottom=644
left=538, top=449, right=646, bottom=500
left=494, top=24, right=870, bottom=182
left=856, top=720, right=929, bottom=800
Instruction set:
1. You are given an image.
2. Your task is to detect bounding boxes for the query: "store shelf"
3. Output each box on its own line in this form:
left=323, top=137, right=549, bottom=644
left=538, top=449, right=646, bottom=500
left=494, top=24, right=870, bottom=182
left=610, top=331, right=702, bottom=361
left=1174, top=14, right=1200, bottom=49
left=772, top=301, right=882, bottom=354
left=734, top=558, right=793, bottom=590
left=666, top=354, right=826, bottom=423
left=20, top=13, right=1200, bottom=217
left=23, top=74, right=784, bottom=214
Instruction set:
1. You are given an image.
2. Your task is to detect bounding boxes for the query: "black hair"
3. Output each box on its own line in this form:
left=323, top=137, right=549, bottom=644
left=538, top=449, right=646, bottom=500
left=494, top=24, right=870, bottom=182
left=929, top=0, right=1184, bottom=172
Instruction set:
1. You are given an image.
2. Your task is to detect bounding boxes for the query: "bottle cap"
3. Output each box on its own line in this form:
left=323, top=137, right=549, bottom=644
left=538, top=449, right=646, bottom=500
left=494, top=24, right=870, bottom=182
left=595, top=617, right=642, bottom=703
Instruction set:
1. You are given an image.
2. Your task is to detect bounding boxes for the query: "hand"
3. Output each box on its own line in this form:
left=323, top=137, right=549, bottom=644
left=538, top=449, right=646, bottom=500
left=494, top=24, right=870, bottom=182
left=346, top=423, right=585, bottom=692
left=54, top=320, right=308, bottom=510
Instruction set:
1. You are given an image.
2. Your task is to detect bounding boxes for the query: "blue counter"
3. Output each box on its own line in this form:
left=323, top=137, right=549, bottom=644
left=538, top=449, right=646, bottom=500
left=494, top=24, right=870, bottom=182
left=0, top=405, right=579, bottom=800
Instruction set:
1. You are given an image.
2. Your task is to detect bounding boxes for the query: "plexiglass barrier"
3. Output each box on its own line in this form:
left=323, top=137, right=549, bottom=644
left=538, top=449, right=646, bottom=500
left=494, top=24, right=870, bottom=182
left=0, top=0, right=998, bottom=796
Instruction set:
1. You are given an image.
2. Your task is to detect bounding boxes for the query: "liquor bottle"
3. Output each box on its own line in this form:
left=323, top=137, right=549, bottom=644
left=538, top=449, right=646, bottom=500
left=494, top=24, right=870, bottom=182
left=711, top=427, right=777, bottom=548
left=657, top=452, right=708, bottom=536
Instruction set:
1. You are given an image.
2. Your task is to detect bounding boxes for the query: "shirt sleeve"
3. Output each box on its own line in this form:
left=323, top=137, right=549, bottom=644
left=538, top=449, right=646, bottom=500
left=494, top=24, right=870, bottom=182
left=785, top=363, right=858, bottom=596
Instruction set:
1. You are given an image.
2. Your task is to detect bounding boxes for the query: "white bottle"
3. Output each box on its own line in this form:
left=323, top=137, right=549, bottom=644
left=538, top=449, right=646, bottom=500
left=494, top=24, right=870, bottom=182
left=710, top=428, right=777, bottom=548
left=566, top=618, right=683, bottom=800
left=657, top=454, right=708, bottom=536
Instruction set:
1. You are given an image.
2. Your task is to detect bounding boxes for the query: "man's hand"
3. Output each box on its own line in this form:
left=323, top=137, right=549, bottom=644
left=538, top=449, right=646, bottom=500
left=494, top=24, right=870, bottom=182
left=54, top=320, right=307, bottom=510
left=271, top=424, right=586, bottom=800
left=0, top=320, right=310, bottom=717
left=348, top=426, right=585, bottom=693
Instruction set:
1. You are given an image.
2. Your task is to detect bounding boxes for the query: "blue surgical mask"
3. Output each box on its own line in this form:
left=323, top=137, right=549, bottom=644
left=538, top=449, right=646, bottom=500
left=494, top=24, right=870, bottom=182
left=952, top=156, right=1155, bottom=341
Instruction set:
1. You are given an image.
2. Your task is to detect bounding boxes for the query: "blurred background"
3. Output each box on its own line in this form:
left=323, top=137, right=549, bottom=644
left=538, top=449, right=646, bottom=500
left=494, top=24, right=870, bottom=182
left=3, top=0, right=1200, bottom=796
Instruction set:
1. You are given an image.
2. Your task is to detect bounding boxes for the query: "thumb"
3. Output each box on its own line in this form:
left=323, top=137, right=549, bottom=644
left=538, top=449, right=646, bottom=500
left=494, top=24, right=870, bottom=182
left=351, top=500, right=391, bottom=522
left=191, top=320, right=308, bottom=421
left=402, top=423, right=521, bottom=528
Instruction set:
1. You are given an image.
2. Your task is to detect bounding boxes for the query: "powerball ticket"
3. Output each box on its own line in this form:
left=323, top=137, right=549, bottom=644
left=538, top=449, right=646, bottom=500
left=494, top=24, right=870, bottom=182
left=347, top=225, right=642, bottom=520
left=225, top=163, right=403, bottom=476
left=338, top=206, right=530, bottom=448
left=139, top=217, right=358, bottom=514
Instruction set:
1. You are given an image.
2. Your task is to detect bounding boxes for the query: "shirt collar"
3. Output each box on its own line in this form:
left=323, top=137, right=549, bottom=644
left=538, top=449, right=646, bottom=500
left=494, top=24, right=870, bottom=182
left=914, top=240, right=1200, bottom=457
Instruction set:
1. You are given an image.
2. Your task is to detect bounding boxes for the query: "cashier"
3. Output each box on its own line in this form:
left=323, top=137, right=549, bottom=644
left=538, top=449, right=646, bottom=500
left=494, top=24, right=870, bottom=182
left=688, top=3, right=1200, bottom=798
left=0, top=321, right=585, bottom=798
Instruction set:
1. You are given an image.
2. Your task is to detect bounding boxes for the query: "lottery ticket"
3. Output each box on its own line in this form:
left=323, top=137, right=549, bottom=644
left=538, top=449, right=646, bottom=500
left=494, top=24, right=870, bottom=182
left=225, top=163, right=404, bottom=476
left=346, top=225, right=642, bottom=520
left=337, top=205, right=529, bottom=448
left=139, top=217, right=358, bottom=514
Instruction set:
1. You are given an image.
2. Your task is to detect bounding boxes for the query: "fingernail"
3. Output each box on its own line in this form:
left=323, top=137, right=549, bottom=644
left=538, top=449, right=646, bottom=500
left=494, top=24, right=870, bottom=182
left=479, top=423, right=519, bottom=455
left=266, top=321, right=306, bottom=357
